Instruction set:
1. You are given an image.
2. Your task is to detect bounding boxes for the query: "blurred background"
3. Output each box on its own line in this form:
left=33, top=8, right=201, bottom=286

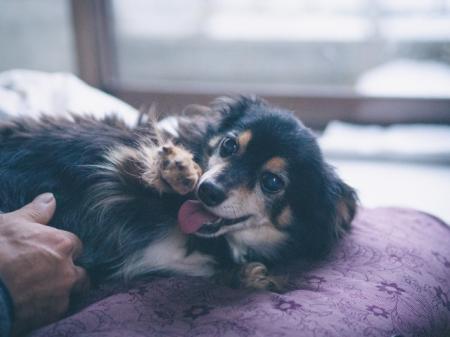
left=2, top=0, right=450, bottom=96
left=0, top=0, right=449, bottom=221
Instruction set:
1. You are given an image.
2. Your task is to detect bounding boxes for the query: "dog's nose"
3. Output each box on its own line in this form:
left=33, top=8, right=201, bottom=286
left=197, top=181, right=226, bottom=207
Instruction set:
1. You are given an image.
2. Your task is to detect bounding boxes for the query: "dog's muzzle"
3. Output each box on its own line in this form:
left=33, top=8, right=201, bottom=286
left=177, top=200, right=250, bottom=236
left=197, top=181, right=226, bottom=207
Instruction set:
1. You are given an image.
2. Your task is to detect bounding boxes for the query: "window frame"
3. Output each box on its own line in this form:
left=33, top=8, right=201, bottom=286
left=70, top=0, right=450, bottom=130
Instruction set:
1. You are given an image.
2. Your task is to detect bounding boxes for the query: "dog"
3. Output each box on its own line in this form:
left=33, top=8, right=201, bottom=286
left=0, top=96, right=357, bottom=291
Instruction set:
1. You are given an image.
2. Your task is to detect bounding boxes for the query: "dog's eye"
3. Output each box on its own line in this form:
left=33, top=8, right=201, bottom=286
left=260, top=172, right=284, bottom=193
left=220, top=137, right=239, bottom=157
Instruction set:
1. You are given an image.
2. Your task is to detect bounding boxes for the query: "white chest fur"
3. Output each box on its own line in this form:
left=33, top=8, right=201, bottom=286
left=117, top=227, right=216, bottom=280
left=226, top=224, right=288, bottom=263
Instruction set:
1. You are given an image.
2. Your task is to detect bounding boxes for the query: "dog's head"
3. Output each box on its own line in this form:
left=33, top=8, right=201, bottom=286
left=178, top=96, right=357, bottom=263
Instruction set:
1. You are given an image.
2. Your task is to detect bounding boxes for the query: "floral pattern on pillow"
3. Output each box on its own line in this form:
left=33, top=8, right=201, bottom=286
left=31, top=208, right=450, bottom=337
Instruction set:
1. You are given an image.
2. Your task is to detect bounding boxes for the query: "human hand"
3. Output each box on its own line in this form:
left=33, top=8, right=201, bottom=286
left=0, top=193, right=89, bottom=336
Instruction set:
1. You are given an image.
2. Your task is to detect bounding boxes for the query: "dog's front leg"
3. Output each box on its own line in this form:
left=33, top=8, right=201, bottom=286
left=153, top=143, right=202, bottom=195
left=109, top=142, right=202, bottom=195
left=215, top=262, right=287, bottom=293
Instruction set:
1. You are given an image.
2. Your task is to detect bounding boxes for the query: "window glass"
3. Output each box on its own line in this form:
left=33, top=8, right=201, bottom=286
left=112, top=0, right=450, bottom=97
left=0, top=0, right=75, bottom=73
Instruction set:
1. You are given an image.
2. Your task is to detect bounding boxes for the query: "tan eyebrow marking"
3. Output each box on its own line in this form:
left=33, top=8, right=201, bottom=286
left=263, top=157, right=287, bottom=172
left=238, top=130, right=252, bottom=155
left=276, top=206, right=293, bottom=228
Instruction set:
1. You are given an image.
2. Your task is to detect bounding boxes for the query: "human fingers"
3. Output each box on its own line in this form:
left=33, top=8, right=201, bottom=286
left=71, top=266, right=90, bottom=295
left=3, top=193, right=56, bottom=225
left=51, top=229, right=84, bottom=259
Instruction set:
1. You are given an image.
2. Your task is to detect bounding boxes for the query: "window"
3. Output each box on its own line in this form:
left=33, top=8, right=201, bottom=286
left=2, top=0, right=446, bottom=128
left=0, top=0, right=75, bottom=73
left=110, top=0, right=450, bottom=98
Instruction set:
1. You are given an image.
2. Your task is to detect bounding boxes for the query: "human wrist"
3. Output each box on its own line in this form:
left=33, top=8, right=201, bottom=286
left=0, top=277, right=14, bottom=337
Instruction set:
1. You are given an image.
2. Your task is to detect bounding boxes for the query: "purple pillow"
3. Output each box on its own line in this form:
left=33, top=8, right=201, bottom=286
left=31, top=208, right=450, bottom=337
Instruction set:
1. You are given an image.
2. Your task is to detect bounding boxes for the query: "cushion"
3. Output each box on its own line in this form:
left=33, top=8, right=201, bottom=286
left=30, top=208, right=450, bottom=337
left=0, top=70, right=138, bottom=126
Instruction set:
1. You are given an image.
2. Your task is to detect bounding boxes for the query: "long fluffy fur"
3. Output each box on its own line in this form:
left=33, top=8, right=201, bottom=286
left=0, top=96, right=357, bottom=286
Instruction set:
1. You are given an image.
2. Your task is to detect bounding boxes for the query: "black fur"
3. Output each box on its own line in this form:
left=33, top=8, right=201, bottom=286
left=0, top=96, right=357, bottom=283
left=185, top=96, right=357, bottom=264
left=0, top=115, right=183, bottom=280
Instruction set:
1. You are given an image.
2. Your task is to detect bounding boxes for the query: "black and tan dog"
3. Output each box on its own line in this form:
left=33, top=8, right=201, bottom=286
left=0, top=96, right=357, bottom=291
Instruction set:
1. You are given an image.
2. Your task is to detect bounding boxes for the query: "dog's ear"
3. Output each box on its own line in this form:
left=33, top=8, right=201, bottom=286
left=212, top=95, right=267, bottom=131
left=313, top=168, right=358, bottom=255
left=171, top=96, right=267, bottom=154
left=332, top=178, right=358, bottom=236
left=181, top=104, right=215, bottom=117
left=171, top=103, right=225, bottom=149
left=289, top=164, right=357, bottom=259
left=213, top=95, right=267, bottom=114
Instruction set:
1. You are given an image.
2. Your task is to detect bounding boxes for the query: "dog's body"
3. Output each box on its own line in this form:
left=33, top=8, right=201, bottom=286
left=0, top=96, right=357, bottom=290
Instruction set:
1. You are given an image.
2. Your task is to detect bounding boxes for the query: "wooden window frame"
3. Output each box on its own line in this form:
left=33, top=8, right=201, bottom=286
left=71, top=0, right=450, bottom=130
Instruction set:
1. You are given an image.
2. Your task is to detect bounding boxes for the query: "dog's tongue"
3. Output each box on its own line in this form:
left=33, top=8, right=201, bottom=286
left=178, top=200, right=219, bottom=234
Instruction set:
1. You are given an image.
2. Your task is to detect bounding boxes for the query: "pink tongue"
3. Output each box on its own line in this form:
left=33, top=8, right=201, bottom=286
left=178, top=200, right=219, bottom=234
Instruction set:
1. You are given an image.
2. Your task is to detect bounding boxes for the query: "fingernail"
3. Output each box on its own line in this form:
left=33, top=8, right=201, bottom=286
left=35, top=193, right=54, bottom=204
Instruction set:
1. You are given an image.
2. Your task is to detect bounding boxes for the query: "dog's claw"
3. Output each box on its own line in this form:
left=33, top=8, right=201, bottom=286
left=239, top=262, right=287, bottom=293
left=158, top=144, right=202, bottom=195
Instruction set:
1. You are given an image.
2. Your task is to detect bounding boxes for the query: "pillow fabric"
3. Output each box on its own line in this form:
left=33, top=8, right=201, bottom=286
left=30, top=208, right=450, bottom=337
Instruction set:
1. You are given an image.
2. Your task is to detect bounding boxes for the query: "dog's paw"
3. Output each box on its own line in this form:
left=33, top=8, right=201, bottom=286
left=240, top=262, right=286, bottom=293
left=158, top=143, right=202, bottom=195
